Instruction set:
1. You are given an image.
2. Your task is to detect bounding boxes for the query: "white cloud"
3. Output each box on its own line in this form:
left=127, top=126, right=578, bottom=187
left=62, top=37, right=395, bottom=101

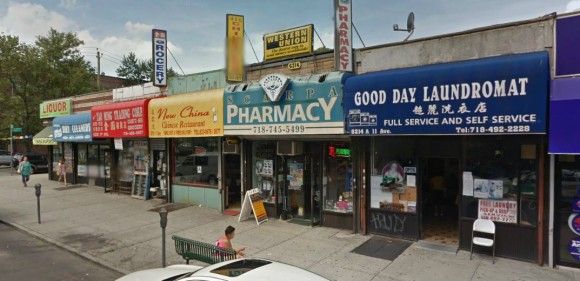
left=0, top=3, right=182, bottom=76
left=566, top=0, right=580, bottom=12
left=59, top=0, right=77, bottom=10
left=0, top=2, right=75, bottom=42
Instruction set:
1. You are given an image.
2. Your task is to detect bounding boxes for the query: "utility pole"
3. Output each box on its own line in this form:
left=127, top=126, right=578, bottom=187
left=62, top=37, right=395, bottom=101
left=96, top=48, right=102, bottom=90
left=9, top=124, right=13, bottom=175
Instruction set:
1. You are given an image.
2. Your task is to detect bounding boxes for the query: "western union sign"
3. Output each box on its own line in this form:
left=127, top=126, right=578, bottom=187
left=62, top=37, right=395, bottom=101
left=263, top=24, right=313, bottom=61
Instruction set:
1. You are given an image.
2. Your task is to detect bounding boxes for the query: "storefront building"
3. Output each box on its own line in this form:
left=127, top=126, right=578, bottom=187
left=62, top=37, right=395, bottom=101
left=149, top=88, right=224, bottom=209
left=224, top=72, right=355, bottom=229
left=549, top=12, right=580, bottom=269
left=344, top=52, right=549, bottom=261
left=52, top=112, right=93, bottom=184
left=91, top=99, right=152, bottom=197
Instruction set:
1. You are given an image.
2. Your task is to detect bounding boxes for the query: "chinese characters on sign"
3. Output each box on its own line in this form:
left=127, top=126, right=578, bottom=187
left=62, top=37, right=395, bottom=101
left=226, top=14, right=244, bottom=83
left=478, top=199, right=517, bottom=224
left=334, top=0, right=352, bottom=72
left=152, top=29, right=167, bottom=87
left=92, top=101, right=148, bottom=138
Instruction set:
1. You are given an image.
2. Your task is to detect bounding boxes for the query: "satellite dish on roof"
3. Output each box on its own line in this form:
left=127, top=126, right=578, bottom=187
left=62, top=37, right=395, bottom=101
left=393, top=12, right=416, bottom=41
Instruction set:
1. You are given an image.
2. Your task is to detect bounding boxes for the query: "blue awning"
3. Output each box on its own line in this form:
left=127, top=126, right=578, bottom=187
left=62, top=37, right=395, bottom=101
left=52, top=112, right=92, bottom=142
left=549, top=77, right=580, bottom=154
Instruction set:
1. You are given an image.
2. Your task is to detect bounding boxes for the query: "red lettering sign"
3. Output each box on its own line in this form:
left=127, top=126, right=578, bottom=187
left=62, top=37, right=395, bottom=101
left=91, top=99, right=149, bottom=138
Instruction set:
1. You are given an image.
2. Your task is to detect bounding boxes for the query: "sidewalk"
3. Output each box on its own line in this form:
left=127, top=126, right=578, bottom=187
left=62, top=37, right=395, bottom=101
left=0, top=173, right=577, bottom=281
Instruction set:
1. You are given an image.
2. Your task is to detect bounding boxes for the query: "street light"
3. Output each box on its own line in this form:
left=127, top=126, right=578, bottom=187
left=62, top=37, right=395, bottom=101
left=159, top=207, right=168, bottom=267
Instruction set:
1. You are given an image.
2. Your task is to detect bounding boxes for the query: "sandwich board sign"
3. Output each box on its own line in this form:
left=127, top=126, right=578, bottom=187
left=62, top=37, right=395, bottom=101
left=238, top=188, right=269, bottom=225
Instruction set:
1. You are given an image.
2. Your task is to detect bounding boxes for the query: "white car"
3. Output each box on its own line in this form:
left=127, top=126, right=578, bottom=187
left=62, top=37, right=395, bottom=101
left=116, top=258, right=329, bottom=281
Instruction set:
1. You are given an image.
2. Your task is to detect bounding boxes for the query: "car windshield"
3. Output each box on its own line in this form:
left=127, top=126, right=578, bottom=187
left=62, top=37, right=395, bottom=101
left=209, top=259, right=272, bottom=277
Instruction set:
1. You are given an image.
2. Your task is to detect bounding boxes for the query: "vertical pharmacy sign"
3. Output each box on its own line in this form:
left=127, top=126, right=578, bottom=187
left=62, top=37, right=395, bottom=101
left=152, top=29, right=167, bottom=87
left=335, top=0, right=353, bottom=72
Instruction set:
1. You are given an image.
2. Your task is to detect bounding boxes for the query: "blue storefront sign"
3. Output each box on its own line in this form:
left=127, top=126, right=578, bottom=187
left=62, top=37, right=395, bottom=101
left=224, top=72, right=349, bottom=135
left=52, top=112, right=92, bottom=142
left=344, top=52, right=549, bottom=135
left=549, top=77, right=580, bottom=154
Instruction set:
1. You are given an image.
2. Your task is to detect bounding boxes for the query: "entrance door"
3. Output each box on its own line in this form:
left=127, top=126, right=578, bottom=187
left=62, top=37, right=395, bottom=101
left=286, top=156, right=311, bottom=220
left=223, top=154, right=242, bottom=210
left=555, top=157, right=580, bottom=267
left=421, top=158, right=460, bottom=246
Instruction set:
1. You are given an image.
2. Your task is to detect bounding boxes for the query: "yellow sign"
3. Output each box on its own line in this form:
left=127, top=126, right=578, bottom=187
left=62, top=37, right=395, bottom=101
left=263, top=24, right=313, bottom=61
left=288, top=61, right=301, bottom=70
left=226, top=14, right=245, bottom=82
left=148, top=89, right=224, bottom=138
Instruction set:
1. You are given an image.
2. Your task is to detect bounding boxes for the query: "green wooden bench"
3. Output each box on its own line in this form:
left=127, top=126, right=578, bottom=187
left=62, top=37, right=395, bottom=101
left=172, top=235, right=237, bottom=264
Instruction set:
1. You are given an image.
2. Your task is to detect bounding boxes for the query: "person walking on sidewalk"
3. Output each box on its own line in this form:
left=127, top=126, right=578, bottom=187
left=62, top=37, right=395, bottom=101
left=17, top=156, right=32, bottom=187
left=216, top=225, right=245, bottom=258
left=57, top=158, right=67, bottom=186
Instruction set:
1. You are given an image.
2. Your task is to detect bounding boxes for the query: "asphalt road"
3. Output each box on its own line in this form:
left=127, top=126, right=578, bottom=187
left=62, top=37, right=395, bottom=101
left=0, top=222, right=121, bottom=281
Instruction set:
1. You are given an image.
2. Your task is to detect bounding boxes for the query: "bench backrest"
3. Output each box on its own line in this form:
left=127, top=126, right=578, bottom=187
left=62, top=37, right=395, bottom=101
left=172, top=235, right=237, bottom=264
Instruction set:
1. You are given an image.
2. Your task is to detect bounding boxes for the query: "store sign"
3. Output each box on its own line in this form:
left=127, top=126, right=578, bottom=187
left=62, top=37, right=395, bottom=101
left=548, top=77, right=580, bottom=154
left=52, top=113, right=92, bottom=142
left=260, top=74, right=289, bottom=102
left=152, top=29, right=167, bottom=87
left=92, top=99, right=149, bottom=138
left=226, top=14, right=244, bottom=83
left=224, top=72, right=346, bottom=135
left=39, top=98, right=72, bottom=119
left=334, top=0, right=353, bottom=72
left=344, top=52, right=549, bottom=135
left=239, top=188, right=269, bottom=225
left=569, top=238, right=580, bottom=261
left=263, top=24, right=313, bottom=61
left=33, top=138, right=57, bottom=145
left=478, top=199, right=517, bottom=224
left=569, top=214, right=580, bottom=235
left=148, top=89, right=224, bottom=138
left=556, top=14, right=580, bottom=76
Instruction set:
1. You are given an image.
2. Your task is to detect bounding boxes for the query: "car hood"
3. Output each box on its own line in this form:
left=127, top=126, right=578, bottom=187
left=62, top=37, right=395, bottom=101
left=116, top=265, right=202, bottom=281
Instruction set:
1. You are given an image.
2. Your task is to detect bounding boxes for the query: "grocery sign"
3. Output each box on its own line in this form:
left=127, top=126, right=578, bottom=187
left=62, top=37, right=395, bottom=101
left=152, top=29, right=167, bottom=87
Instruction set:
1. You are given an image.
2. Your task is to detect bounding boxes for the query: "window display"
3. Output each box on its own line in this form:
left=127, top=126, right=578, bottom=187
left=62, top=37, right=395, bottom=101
left=371, top=138, right=417, bottom=213
left=252, top=142, right=277, bottom=203
left=77, top=144, right=87, bottom=177
left=63, top=143, right=74, bottom=173
left=324, top=144, right=353, bottom=213
left=173, top=138, right=219, bottom=187
left=118, top=140, right=148, bottom=183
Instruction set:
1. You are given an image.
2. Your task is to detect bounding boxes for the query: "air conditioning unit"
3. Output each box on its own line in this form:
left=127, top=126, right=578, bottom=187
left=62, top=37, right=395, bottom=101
left=277, top=141, right=303, bottom=156
left=222, top=142, right=240, bottom=154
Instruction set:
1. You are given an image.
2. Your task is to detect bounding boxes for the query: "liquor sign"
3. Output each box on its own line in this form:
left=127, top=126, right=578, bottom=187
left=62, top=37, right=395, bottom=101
left=226, top=14, right=245, bottom=83
left=148, top=89, right=224, bottom=138
left=478, top=199, right=517, bottom=224
left=263, top=24, right=313, bottom=61
left=224, top=72, right=347, bottom=135
left=334, top=0, right=353, bottom=72
left=152, top=29, right=167, bottom=87
left=91, top=99, right=149, bottom=138
left=39, top=98, right=72, bottom=119
left=344, top=52, right=549, bottom=135
left=52, top=113, right=92, bottom=142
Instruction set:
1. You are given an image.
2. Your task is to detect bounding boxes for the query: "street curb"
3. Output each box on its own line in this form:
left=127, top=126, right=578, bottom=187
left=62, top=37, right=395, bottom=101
left=0, top=219, right=130, bottom=276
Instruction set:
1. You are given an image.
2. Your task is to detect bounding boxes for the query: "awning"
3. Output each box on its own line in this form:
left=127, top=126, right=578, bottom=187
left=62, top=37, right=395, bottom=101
left=52, top=112, right=92, bottom=142
left=91, top=99, right=149, bottom=138
left=223, top=72, right=348, bottom=136
left=148, top=89, right=223, bottom=138
left=549, top=77, right=580, bottom=154
left=32, top=126, right=56, bottom=145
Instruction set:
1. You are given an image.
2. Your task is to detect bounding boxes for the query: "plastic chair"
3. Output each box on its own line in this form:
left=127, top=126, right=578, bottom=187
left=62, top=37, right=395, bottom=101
left=470, top=219, right=496, bottom=263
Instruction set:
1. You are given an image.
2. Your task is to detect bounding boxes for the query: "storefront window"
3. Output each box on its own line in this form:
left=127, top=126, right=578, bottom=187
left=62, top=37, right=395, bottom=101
left=371, top=138, right=417, bottom=213
left=462, top=136, right=538, bottom=226
left=252, top=142, right=277, bottom=203
left=118, top=140, right=148, bottom=183
left=88, top=144, right=99, bottom=178
left=52, top=145, right=62, bottom=174
left=174, top=138, right=219, bottom=187
left=77, top=144, right=87, bottom=177
left=324, top=143, right=353, bottom=213
left=63, top=143, right=73, bottom=173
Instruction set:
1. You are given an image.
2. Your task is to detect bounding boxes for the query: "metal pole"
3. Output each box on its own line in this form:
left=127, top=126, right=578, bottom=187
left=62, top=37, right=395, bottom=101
left=10, top=124, right=13, bottom=175
left=159, top=207, right=168, bottom=267
left=548, top=154, right=555, bottom=267
left=34, top=184, right=41, bottom=224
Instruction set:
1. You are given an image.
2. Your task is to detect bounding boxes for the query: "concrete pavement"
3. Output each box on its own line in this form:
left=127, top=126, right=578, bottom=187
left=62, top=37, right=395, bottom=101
left=0, top=172, right=577, bottom=281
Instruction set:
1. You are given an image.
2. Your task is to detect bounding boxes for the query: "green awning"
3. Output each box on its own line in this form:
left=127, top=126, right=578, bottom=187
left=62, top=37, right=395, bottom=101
left=33, top=126, right=56, bottom=145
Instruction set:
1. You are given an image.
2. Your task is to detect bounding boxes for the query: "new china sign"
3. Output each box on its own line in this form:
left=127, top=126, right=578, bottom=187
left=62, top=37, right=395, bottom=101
left=152, top=29, right=167, bottom=87
left=344, top=52, right=549, bottom=135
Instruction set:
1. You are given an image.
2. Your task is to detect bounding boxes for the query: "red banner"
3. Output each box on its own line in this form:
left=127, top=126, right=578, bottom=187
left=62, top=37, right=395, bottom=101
left=91, top=99, right=149, bottom=138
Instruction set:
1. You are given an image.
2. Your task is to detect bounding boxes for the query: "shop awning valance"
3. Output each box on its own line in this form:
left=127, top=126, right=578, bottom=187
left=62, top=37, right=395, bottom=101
left=223, top=72, right=349, bottom=136
left=148, top=89, right=224, bottom=138
left=91, top=99, right=149, bottom=138
left=32, top=126, right=56, bottom=145
left=52, top=112, right=92, bottom=142
left=549, top=77, right=580, bottom=154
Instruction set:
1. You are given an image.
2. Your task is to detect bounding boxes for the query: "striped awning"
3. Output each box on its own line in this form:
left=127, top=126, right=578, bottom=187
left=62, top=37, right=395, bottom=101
left=33, top=126, right=56, bottom=145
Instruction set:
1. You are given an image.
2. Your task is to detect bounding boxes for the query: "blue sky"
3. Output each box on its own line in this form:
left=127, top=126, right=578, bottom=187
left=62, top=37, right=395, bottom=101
left=0, top=0, right=578, bottom=75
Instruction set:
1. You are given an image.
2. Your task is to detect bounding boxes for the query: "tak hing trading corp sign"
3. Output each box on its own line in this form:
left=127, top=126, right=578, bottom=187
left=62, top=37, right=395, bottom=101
left=344, top=52, right=549, bottom=135
left=224, top=72, right=346, bottom=135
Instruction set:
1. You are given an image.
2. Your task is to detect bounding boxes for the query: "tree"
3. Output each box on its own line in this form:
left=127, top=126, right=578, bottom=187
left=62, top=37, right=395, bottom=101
left=116, top=52, right=178, bottom=86
left=0, top=29, right=96, bottom=144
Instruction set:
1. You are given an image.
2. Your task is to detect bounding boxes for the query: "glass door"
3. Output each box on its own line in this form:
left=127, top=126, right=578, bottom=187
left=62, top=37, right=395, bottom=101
left=287, top=156, right=309, bottom=219
left=556, top=155, right=580, bottom=267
